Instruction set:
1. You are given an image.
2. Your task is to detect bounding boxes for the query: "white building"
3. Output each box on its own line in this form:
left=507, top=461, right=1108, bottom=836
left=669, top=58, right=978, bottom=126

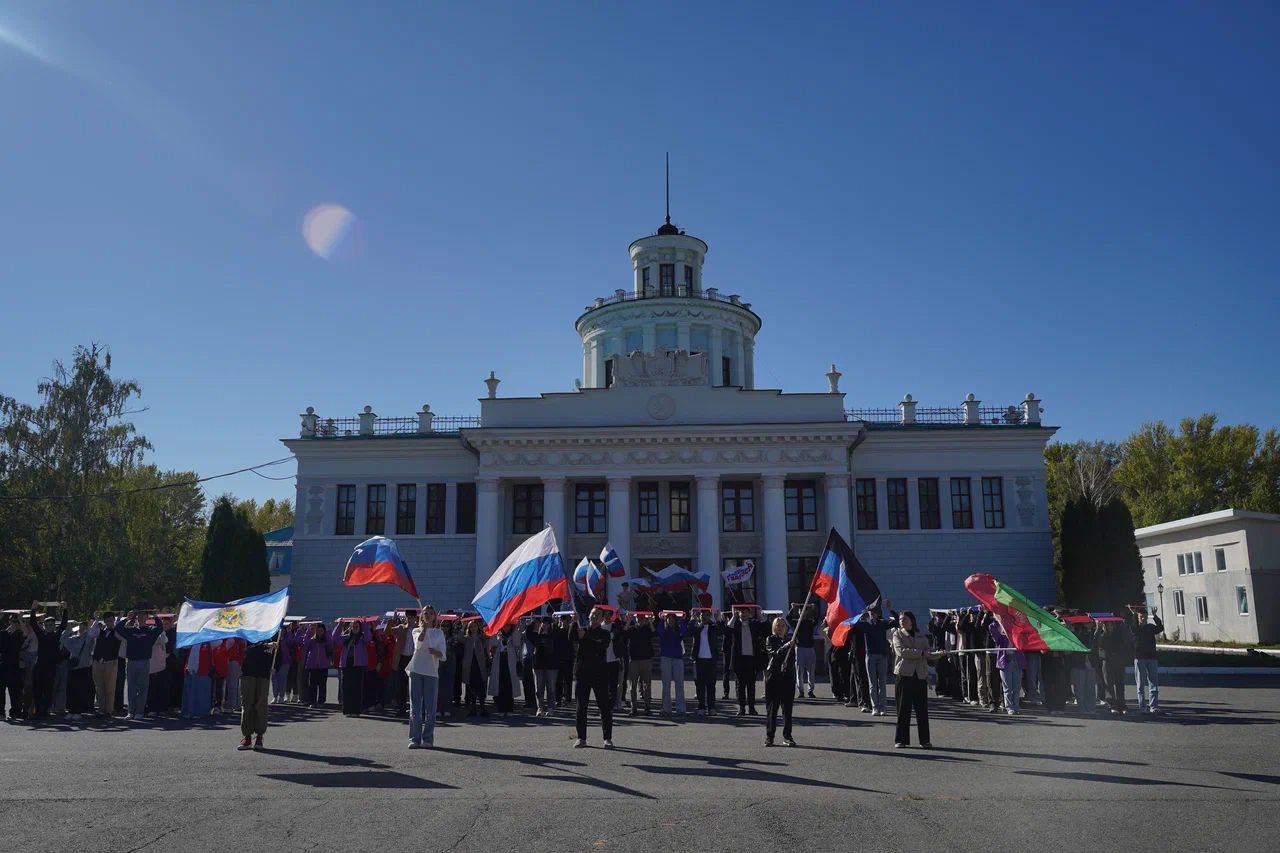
left=1136, top=509, right=1280, bottom=644
left=284, top=213, right=1058, bottom=621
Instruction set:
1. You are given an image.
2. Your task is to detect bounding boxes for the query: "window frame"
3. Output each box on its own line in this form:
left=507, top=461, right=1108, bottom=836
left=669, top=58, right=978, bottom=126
left=1215, top=547, right=1227, bottom=572
left=641, top=267, right=651, bottom=293
left=512, top=483, right=544, bottom=535
left=1155, top=556, right=1163, bottom=579
left=683, top=264, right=694, bottom=293
left=918, top=478, right=941, bottom=529
left=721, top=481, right=755, bottom=533
left=1195, top=594, right=1209, bottom=624
left=951, top=477, right=973, bottom=529
left=659, top=263, right=675, bottom=296
left=784, top=480, right=818, bottom=532
left=365, top=484, right=387, bottom=535
left=335, top=484, right=356, bottom=536
left=395, top=484, right=417, bottom=535
left=637, top=481, right=659, bottom=534
left=887, top=478, right=910, bottom=530
left=981, top=476, right=1005, bottom=529
left=425, top=483, right=446, bottom=534
left=455, top=482, right=477, bottom=534
left=721, top=356, right=732, bottom=386
left=787, top=556, right=818, bottom=610
left=1173, top=589, right=1185, bottom=617
left=575, top=483, right=607, bottom=534
left=668, top=481, right=691, bottom=533
left=1194, top=551, right=1204, bottom=574
left=1237, top=585, right=1249, bottom=616
left=855, top=478, right=878, bottom=530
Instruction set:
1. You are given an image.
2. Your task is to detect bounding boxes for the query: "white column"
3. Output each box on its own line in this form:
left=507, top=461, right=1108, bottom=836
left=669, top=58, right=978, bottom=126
left=696, top=475, right=722, bottom=609
left=582, top=343, right=592, bottom=388
left=743, top=336, right=755, bottom=389
left=709, top=328, right=723, bottom=386
left=542, top=476, right=567, bottom=543
left=734, top=334, right=746, bottom=386
left=606, top=477, right=632, bottom=602
left=761, top=474, right=788, bottom=610
left=824, top=472, right=851, bottom=543
left=474, top=479, right=502, bottom=593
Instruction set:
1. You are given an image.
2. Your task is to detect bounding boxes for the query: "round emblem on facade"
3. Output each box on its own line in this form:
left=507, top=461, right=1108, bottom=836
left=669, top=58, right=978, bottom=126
left=646, top=393, right=676, bottom=421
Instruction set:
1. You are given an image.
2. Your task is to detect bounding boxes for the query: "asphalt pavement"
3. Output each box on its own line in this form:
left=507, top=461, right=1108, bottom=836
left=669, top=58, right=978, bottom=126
left=2, top=675, right=1277, bottom=852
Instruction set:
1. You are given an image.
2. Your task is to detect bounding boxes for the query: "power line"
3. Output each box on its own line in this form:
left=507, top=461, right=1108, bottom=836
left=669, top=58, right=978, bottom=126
left=0, top=456, right=295, bottom=502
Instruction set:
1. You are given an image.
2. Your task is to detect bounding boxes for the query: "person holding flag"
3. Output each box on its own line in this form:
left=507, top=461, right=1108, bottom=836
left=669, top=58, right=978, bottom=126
left=890, top=611, right=939, bottom=748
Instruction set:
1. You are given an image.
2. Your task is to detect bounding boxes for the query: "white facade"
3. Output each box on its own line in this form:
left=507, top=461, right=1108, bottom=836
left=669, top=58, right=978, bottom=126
left=284, top=216, right=1058, bottom=621
left=1136, top=509, right=1280, bottom=644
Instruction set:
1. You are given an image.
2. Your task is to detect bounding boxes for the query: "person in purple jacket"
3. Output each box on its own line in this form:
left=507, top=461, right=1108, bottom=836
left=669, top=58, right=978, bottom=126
left=990, top=619, right=1025, bottom=716
left=656, top=612, right=691, bottom=716
left=301, top=623, right=333, bottom=708
left=335, top=619, right=372, bottom=717
left=271, top=624, right=294, bottom=704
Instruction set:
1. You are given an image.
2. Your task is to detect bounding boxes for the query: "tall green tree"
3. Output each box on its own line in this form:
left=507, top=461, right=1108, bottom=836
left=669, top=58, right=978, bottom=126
left=1059, top=495, right=1143, bottom=613
left=199, top=497, right=268, bottom=602
left=1044, top=440, right=1123, bottom=600
left=233, top=496, right=295, bottom=533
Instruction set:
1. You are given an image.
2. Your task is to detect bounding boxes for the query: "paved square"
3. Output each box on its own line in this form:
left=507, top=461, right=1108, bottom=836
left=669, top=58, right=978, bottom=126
left=2, top=676, right=1277, bottom=852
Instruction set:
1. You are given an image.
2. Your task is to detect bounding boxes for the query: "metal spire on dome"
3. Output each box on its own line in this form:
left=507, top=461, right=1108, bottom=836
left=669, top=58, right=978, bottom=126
left=657, top=152, right=680, bottom=235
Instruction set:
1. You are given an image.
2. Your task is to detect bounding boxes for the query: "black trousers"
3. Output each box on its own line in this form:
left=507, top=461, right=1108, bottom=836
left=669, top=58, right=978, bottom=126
left=575, top=675, right=613, bottom=741
left=67, top=667, right=95, bottom=715
left=722, top=649, right=733, bottom=696
left=341, top=665, right=364, bottom=715
left=1104, top=659, right=1126, bottom=710
left=828, top=650, right=849, bottom=701
left=308, top=668, right=328, bottom=705
left=695, top=659, right=717, bottom=711
left=850, top=655, right=870, bottom=708
left=148, top=670, right=169, bottom=713
left=32, top=671, right=54, bottom=717
left=521, top=659, right=538, bottom=708
left=1, top=670, right=20, bottom=717
left=606, top=661, right=621, bottom=708
left=764, top=675, right=793, bottom=740
left=894, top=674, right=930, bottom=746
left=557, top=662, right=574, bottom=702
left=734, top=660, right=757, bottom=709
left=397, top=655, right=412, bottom=715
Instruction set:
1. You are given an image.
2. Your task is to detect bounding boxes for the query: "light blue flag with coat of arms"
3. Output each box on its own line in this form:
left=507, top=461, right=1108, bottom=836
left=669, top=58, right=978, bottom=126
left=175, top=587, right=290, bottom=649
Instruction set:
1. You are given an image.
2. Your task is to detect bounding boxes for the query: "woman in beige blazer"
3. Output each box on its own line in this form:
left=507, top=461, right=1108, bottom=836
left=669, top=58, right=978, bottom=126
left=890, top=611, right=937, bottom=748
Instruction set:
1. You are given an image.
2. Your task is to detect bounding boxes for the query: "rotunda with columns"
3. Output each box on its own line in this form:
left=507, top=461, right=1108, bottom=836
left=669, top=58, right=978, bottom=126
left=284, top=212, right=1058, bottom=621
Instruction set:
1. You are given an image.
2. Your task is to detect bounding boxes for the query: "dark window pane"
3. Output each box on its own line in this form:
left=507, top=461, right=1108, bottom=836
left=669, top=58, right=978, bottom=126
left=982, top=477, right=1004, bottom=529
left=396, top=484, right=417, bottom=535
left=918, top=478, right=941, bottom=529
left=425, top=483, right=446, bottom=534
left=365, top=484, right=386, bottom=535
left=785, top=481, right=817, bottom=532
left=855, top=479, right=878, bottom=530
left=638, top=481, right=659, bottom=533
left=575, top=484, right=607, bottom=534
left=455, top=483, right=477, bottom=534
left=659, top=263, right=675, bottom=295
left=721, top=481, right=755, bottom=532
left=336, top=485, right=356, bottom=535
left=669, top=482, right=691, bottom=533
left=787, top=557, right=818, bottom=612
left=722, top=356, right=732, bottom=386
left=951, top=478, right=973, bottom=529
left=887, top=478, right=910, bottom=530
left=513, top=484, right=544, bottom=535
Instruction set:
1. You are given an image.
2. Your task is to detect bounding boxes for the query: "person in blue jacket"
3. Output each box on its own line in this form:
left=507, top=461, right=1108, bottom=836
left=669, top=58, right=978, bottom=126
left=655, top=611, right=691, bottom=716
left=114, top=611, right=165, bottom=721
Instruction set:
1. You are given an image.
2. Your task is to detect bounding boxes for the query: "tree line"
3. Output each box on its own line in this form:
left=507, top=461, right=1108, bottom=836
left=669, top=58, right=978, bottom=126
left=1047, top=416, right=1280, bottom=614
left=1, top=345, right=293, bottom=614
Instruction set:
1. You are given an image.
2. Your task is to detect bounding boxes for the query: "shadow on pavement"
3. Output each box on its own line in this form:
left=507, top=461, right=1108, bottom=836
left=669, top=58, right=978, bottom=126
left=522, top=772, right=657, bottom=799
left=620, top=762, right=890, bottom=794
left=1015, top=770, right=1237, bottom=790
left=257, top=747, right=390, bottom=768
left=1219, top=771, right=1280, bottom=786
left=260, top=770, right=456, bottom=789
left=937, top=746, right=1147, bottom=766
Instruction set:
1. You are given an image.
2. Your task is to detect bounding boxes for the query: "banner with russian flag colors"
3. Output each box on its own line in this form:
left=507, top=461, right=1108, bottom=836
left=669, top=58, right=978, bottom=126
left=651, top=564, right=711, bottom=592
left=176, top=587, right=290, bottom=650
left=473, top=527, right=572, bottom=636
left=964, top=573, right=1088, bottom=653
left=810, top=528, right=881, bottom=647
left=721, top=559, right=755, bottom=586
left=600, top=542, right=627, bottom=578
left=573, top=557, right=606, bottom=599
left=343, top=536, right=419, bottom=599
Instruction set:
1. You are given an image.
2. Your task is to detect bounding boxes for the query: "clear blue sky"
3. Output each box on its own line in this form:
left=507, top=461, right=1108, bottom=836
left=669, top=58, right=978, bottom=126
left=2, top=2, right=1277, bottom=506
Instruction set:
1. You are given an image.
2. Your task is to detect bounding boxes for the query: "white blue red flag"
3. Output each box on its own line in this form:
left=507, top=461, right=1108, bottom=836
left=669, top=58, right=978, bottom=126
left=473, top=527, right=572, bottom=636
left=343, top=536, right=419, bottom=599
left=651, top=564, right=712, bottom=592
left=175, top=587, right=290, bottom=650
left=810, top=528, right=881, bottom=647
left=599, top=542, right=626, bottom=578
left=572, top=557, right=606, bottom=599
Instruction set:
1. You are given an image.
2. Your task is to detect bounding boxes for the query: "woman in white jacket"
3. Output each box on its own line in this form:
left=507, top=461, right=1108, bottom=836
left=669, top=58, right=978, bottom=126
left=405, top=605, right=447, bottom=749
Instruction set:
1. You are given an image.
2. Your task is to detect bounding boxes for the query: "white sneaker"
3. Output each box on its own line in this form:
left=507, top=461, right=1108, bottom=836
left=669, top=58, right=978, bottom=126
left=603, top=739, right=614, bottom=749
left=572, top=738, right=586, bottom=748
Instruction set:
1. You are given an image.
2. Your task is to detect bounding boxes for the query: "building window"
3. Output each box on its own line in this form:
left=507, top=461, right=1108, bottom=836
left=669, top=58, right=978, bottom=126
left=951, top=478, right=973, bottom=529
left=1215, top=548, right=1227, bottom=572
left=1173, top=590, right=1185, bottom=617
left=1155, top=557, right=1163, bottom=579
left=365, top=484, right=386, bottom=535
left=395, top=484, right=417, bottom=535
left=637, top=482, right=659, bottom=533
left=887, top=478, right=910, bottom=530
left=1193, top=551, right=1204, bottom=574
left=1177, top=554, right=1186, bottom=576
left=455, top=483, right=476, bottom=534
left=659, top=263, right=675, bottom=295
left=669, top=481, right=690, bottom=533
left=512, top=484, right=544, bottom=535
left=684, top=265, right=694, bottom=293
left=982, top=477, right=1005, bottom=529
left=855, top=479, right=878, bottom=530
left=721, top=481, right=755, bottom=532
left=1237, top=586, right=1249, bottom=615
left=425, top=484, right=446, bottom=534
left=604, top=358, right=614, bottom=388
left=723, top=557, right=757, bottom=604
left=641, top=267, right=650, bottom=293
left=335, top=485, right=356, bottom=535
left=1195, top=595, right=1209, bottom=624
left=787, top=556, right=817, bottom=609
left=785, top=480, right=818, bottom=532
left=918, top=478, right=941, bottom=529
left=721, top=356, right=732, bottom=386
left=575, top=484, right=607, bottom=534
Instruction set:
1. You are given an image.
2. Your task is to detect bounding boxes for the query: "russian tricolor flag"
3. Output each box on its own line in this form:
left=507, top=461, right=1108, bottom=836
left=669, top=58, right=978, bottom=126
left=599, top=542, right=626, bottom=578
left=343, top=536, right=419, bottom=599
left=810, top=528, right=881, bottom=647
left=473, top=527, right=570, bottom=636
left=573, top=557, right=605, bottom=600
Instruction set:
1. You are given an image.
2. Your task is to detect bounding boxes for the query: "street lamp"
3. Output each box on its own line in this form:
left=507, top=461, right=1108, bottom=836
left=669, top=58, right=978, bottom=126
left=1157, top=583, right=1166, bottom=638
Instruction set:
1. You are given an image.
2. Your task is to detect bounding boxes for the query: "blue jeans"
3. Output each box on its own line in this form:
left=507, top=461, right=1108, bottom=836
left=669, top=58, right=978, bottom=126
left=1134, top=658, right=1159, bottom=710
left=866, top=654, right=888, bottom=712
left=409, top=674, right=439, bottom=745
left=182, top=674, right=211, bottom=717
left=1000, top=665, right=1021, bottom=712
left=126, top=659, right=151, bottom=717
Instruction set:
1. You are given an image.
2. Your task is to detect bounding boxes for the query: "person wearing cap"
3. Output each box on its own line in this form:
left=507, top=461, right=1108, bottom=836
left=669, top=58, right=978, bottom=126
left=726, top=606, right=763, bottom=716
left=405, top=605, right=447, bottom=748
left=1132, top=608, right=1164, bottom=714
left=853, top=600, right=895, bottom=717
left=762, top=616, right=797, bottom=746
left=237, top=638, right=275, bottom=750
left=787, top=602, right=819, bottom=700
left=27, top=604, right=68, bottom=720
left=690, top=610, right=723, bottom=716
left=572, top=607, right=615, bottom=748
left=656, top=611, right=691, bottom=716
left=114, top=611, right=165, bottom=721
left=624, top=613, right=655, bottom=716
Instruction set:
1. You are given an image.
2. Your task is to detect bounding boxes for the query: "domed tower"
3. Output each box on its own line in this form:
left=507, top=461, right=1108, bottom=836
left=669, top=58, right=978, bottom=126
left=575, top=198, right=762, bottom=390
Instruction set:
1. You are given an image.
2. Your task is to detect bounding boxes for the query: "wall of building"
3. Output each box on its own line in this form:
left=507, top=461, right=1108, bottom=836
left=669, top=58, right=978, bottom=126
left=1241, top=518, right=1280, bottom=643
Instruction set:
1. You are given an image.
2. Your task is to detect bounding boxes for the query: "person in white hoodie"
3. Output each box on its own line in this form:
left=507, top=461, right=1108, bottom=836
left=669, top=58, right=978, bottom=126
left=405, top=605, right=447, bottom=749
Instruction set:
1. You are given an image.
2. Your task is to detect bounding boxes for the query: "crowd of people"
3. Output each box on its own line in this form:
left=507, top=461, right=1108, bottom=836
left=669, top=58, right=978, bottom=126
left=1, top=598, right=1166, bottom=752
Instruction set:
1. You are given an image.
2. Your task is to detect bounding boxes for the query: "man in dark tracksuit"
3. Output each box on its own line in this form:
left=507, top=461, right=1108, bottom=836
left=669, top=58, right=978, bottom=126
left=573, top=609, right=614, bottom=748
left=553, top=616, right=575, bottom=705
left=30, top=607, right=68, bottom=719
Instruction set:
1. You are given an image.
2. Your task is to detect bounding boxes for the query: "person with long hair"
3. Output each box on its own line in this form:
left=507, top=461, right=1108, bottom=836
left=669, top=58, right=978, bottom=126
left=890, top=610, right=937, bottom=749
left=460, top=619, right=490, bottom=719
left=405, top=605, right=447, bottom=748
left=762, top=616, right=796, bottom=747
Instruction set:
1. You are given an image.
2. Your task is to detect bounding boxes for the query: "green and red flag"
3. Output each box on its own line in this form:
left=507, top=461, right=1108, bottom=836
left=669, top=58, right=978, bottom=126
left=964, top=573, right=1088, bottom=653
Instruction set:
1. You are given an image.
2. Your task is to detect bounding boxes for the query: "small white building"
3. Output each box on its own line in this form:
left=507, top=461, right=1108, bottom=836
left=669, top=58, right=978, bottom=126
left=283, top=213, right=1059, bottom=621
left=1136, top=509, right=1280, bottom=644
